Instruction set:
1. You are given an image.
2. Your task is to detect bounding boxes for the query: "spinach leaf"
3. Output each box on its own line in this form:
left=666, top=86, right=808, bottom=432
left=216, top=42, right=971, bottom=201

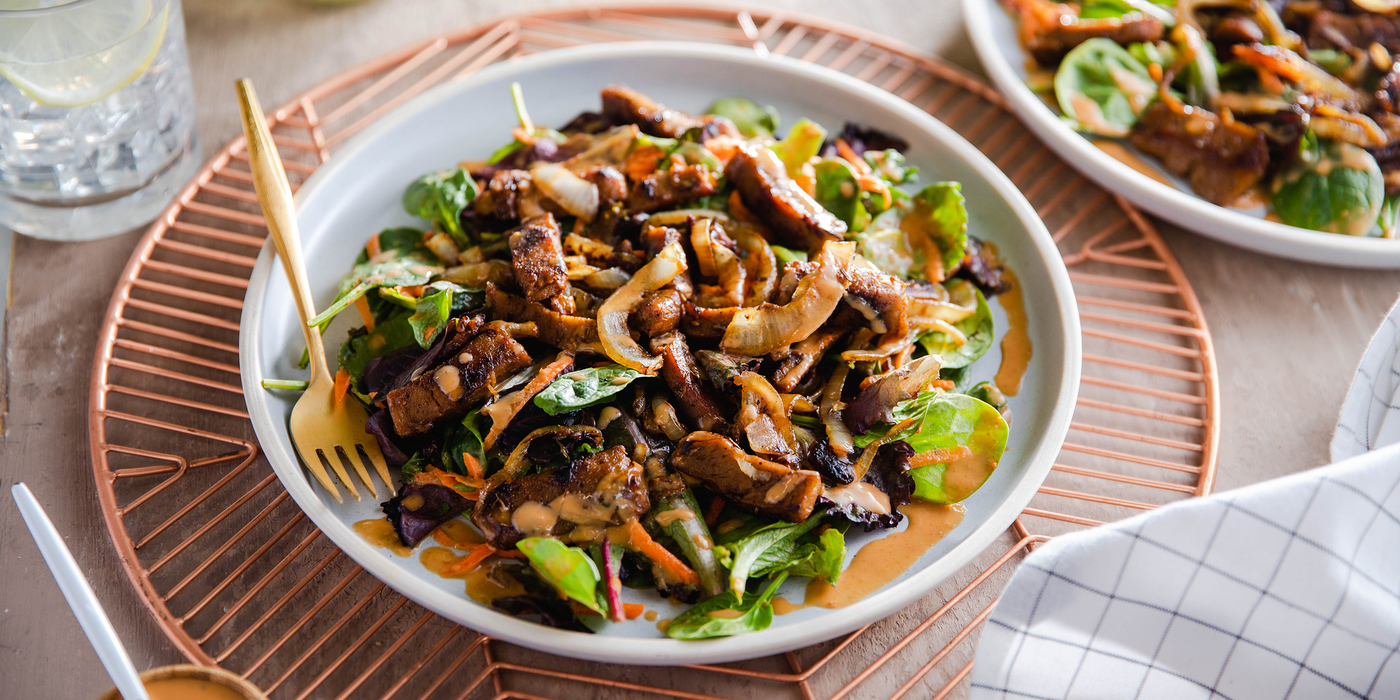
left=1272, top=136, right=1384, bottom=236
left=406, top=281, right=480, bottom=348
left=337, top=308, right=416, bottom=392
left=665, top=572, right=787, bottom=640
left=715, top=512, right=842, bottom=598
left=403, top=168, right=478, bottom=247
left=770, top=118, right=827, bottom=178
left=903, top=182, right=968, bottom=281
left=516, top=537, right=605, bottom=615
left=309, top=236, right=441, bottom=329
left=855, top=391, right=1008, bottom=503
left=705, top=96, right=780, bottom=138
left=855, top=215, right=917, bottom=279
left=1054, top=38, right=1154, bottom=137
left=533, top=364, right=649, bottom=415
left=814, top=157, right=870, bottom=232
left=441, top=409, right=488, bottom=476
left=918, top=282, right=993, bottom=369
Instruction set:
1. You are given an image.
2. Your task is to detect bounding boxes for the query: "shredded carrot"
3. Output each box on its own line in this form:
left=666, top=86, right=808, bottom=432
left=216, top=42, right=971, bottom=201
left=623, top=144, right=666, bottom=180
left=397, top=284, right=425, bottom=298
left=365, top=233, right=382, bottom=259
left=910, top=445, right=973, bottom=469
left=704, top=496, right=725, bottom=526
left=623, top=603, right=646, bottom=620
left=354, top=296, right=375, bottom=332
left=835, top=139, right=871, bottom=175
left=461, top=451, right=484, bottom=480
left=626, top=520, right=699, bottom=586
left=494, top=549, right=525, bottom=559
left=928, top=379, right=956, bottom=392
left=442, top=544, right=496, bottom=576
left=333, top=367, right=351, bottom=407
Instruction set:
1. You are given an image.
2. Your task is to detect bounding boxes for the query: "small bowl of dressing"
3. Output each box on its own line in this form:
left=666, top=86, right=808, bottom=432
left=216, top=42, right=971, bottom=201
left=97, top=664, right=267, bottom=700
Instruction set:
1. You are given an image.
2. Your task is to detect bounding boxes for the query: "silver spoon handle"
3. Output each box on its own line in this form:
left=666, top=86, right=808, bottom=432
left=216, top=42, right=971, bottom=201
left=11, top=483, right=150, bottom=700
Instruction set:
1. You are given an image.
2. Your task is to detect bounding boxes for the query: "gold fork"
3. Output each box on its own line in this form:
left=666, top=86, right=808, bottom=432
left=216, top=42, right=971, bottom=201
left=237, top=78, right=391, bottom=503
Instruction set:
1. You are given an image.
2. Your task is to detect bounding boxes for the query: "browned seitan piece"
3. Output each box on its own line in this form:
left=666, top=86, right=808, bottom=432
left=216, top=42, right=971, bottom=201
left=1025, top=15, right=1163, bottom=65
left=1304, top=10, right=1400, bottom=56
left=631, top=289, right=683, bottom=336
left=627, top=163, right=720, bottom=213
left=600, top=84, right=705, bottom=138
left=1128, top=101, right=1269, bottom=206
left=507, top=213, right=572, bottom=314
left=670, top=432, right=822, bottom=523
left=725, top=143, right=846, bottom=252
left=484, top=284, right=599, bottom=351
left=641, top=225, right=694, bottom=299
left=473, top=445, right=650, bottom=549
left=386, top=323, right=532, bottom=436
left=681, top=302, right=736, bottom=340
left=649, top=331, right=731, bottom=433
left=474, top=169, right=532, bottom=220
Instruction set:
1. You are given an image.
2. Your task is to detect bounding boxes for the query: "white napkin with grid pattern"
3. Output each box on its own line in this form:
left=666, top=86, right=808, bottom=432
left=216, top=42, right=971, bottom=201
left=970, top=441, right=1400, bottom=700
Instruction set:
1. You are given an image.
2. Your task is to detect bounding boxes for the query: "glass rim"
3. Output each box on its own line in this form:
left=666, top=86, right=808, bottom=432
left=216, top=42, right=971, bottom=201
left=0, top=0, right=123, bottom=17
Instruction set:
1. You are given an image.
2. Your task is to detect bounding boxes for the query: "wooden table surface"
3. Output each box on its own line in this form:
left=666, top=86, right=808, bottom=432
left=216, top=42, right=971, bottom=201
left=3, top=0, right=1399, bottom=697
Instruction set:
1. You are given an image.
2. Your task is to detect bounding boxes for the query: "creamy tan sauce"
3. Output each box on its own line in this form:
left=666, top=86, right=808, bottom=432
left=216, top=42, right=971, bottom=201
left=716, top=519, right=745, bottom=535
left=420, top=547, right=470, bottom=578
left=354, top=518, right=412, bottom=557
left=1069, top=94, right=1128, bottom=137
left=435, top=519, right=486, bottom=548
left=942, top=450, right=1000, bottom=503
left=464, top=562, right=525, bottom=605
left=994, top=269, right=1031, bottom=396
left=771, top=597, right=803, bottom=616
left=705, top=609, right=744, bottom=619
left=822, top=482, right=891, bottom=515
left=434, top=364, right=462, bottom=400
left=142, top=678, right=250, bottom=700
left=645, top=610, right=659, bottom=622
left=1092, top=141, right=1175, bottom=187
left=801, top=502, right=965, bottom=610
left=653, top=509, right=696, bottom=527
left=512, top=501, right=559, bottom=536
left=656, top=619, right=672, bottom=633
left=598, top=406, right=622, bottom=430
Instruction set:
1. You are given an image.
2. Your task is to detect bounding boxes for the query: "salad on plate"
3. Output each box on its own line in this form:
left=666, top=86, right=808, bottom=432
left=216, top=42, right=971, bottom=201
left=277, top=83, right=1021, bottom=638
left=1004, top=0, right=1400, bottom=237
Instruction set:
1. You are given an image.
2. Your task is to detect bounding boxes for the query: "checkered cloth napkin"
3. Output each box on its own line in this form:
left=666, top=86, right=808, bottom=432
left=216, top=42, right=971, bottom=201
left=970, top=442, right=1400, bottom=699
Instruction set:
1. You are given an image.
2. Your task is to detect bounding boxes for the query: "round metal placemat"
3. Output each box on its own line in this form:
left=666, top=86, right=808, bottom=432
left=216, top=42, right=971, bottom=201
left=89, top=6, right=1219, bottom=698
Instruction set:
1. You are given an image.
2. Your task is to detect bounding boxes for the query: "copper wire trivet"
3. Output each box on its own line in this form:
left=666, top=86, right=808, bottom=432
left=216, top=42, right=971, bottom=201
left=88, top=6, right=1219, bottom=698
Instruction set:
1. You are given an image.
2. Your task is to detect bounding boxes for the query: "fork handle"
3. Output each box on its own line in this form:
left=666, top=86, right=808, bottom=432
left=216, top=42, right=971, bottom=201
left=237, top=78, right=331, bottom=381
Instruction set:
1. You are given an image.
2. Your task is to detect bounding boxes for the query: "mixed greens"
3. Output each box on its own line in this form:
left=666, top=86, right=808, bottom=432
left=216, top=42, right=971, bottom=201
left=1006, top=0, right=1400, bottom=236
left=283, top=82, right=1018, bottom=638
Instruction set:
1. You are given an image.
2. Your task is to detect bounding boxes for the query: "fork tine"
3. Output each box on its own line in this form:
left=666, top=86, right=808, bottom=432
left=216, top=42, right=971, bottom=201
left=295, top=444, right=343, bottom=504
left=361, top=440, right=393, bottom=494
left=343, top=446, right=379, bottom=499
left=324, top=448, right=362, bottom=501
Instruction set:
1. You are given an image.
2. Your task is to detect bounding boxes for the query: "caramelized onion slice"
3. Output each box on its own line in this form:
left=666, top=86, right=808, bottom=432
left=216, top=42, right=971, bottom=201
left=531, top=162, right=600, bottom=221
left=734, top=371, right=797, bottom=457
left=481, top=352, right=574, bottom=450
left=821, top=362, right=854, bottom=458
left=733, top=226, right=778, bottom=307
left=720, top=241, right=853, bottom=355
left=597, top=241, right=688, bottom=372
left=490, top=424, right=604, bottom=490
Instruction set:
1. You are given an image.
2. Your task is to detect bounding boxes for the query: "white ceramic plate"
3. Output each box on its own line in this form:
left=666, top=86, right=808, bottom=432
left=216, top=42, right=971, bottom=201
left=964, top=0, right=1400, bottom=268
left=1331, top=296, right=1400, bottom=461
left=240, top=42, right=1081, bottom=665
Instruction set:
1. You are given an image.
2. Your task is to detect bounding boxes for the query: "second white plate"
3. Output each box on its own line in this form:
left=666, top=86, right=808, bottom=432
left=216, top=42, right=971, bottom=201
left=964, top=0, right=1400, bottom=268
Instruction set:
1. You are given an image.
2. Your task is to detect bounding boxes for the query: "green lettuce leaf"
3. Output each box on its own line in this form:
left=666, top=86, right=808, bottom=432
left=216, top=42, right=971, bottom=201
left=665, top=572, right=787, bottom=640
left=714, top=512, right=842, bottom=598
left=770, top=118, right=827, bottom=178
left=516, top=537, right=605, bottom=615
left=705, top=96, right=780, bottom=138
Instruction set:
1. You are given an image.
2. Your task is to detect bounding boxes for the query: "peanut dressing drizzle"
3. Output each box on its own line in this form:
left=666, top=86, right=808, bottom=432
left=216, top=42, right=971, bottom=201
left=142, top=678, right=250, bottom=700
left=993, top=269, right=1031, bottom=396
left=789, top=502, right=965, bottom=612
left=354, top=518, right=412, bottom=557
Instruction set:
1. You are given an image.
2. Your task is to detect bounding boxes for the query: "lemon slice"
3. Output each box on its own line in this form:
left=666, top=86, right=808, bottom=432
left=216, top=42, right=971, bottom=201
left=0, top=0, right=168, bottom=107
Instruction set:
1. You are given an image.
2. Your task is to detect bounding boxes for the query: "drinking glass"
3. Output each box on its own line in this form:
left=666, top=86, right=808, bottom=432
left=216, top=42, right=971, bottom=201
left=0, top=0, right=198, bottom=241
